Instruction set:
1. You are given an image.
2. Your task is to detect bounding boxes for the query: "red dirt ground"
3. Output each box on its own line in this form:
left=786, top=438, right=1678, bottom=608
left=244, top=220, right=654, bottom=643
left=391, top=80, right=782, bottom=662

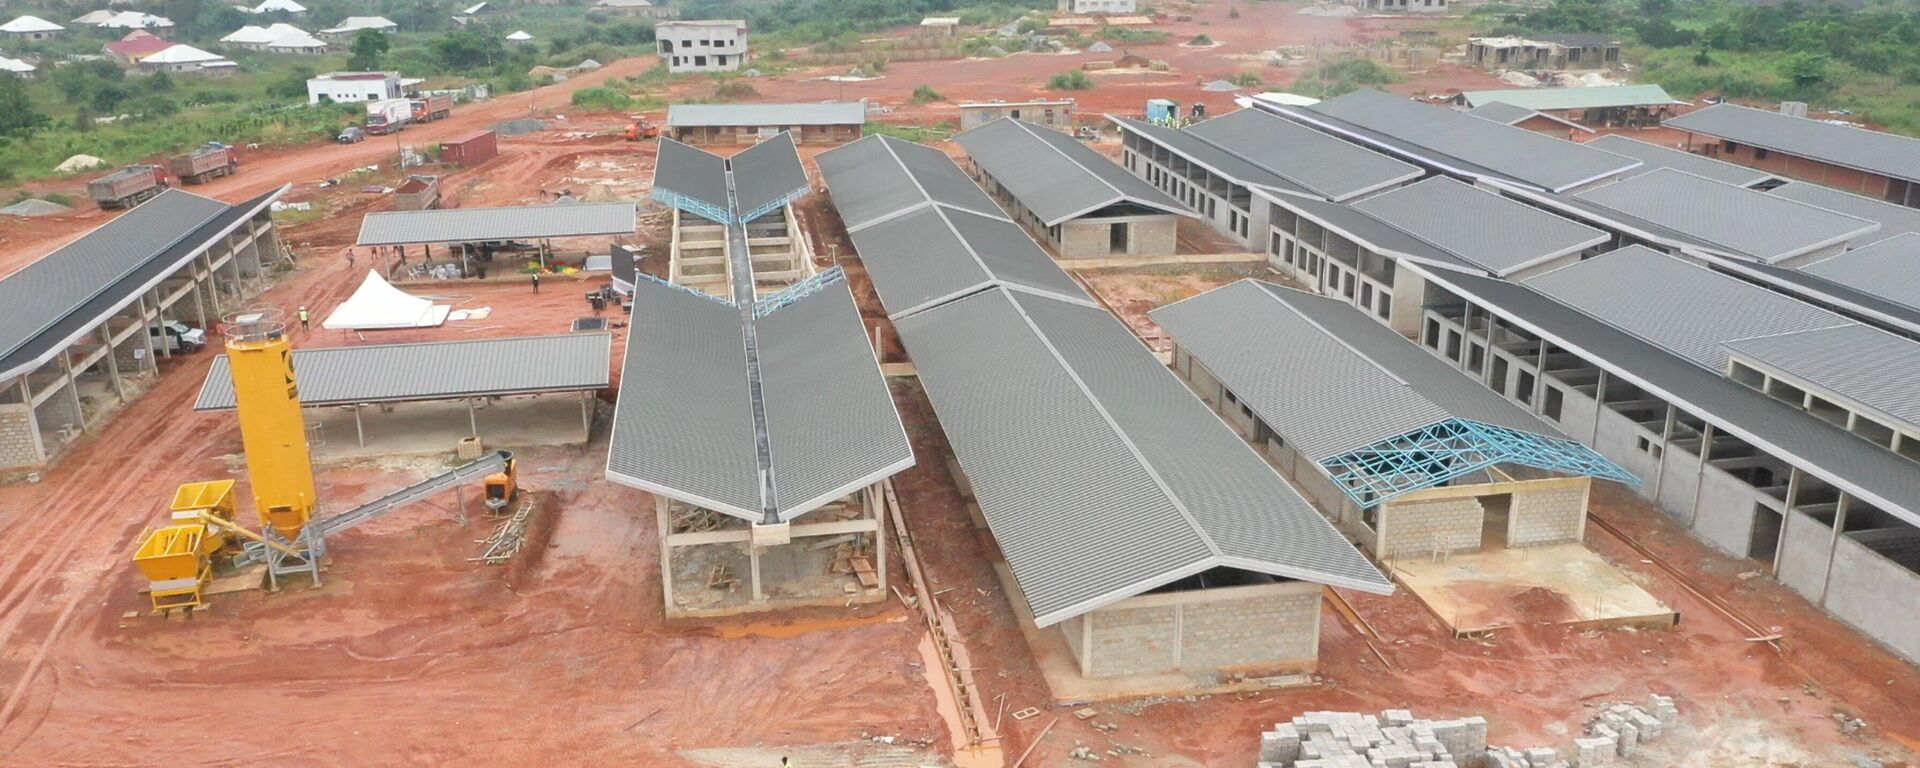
left=2, top=6, right=1919, bottom=765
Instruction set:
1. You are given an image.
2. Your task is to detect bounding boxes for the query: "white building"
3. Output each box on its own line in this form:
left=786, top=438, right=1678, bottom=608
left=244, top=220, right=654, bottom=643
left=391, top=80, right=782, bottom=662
left=1058, top=0, right=1136, bottom=13
left=656, top=20, right=747, bottom=74
left=242, top=0, right=308, bottom=14
left=140, top=44, right=235, bottom=73
left=1349, top=0, right=1449, bottom=12
left=319, top=16, right=398, bottom=39
left=99, top=11, right=174, bottom=30
left=505, top=30, right=534, bottom=45
left=0, top=55, right=36, bottom=77
left=222, top=23, right=324, bottom=53
left=1, top=15, right=64, bottom=40
left=306, top=71, right=402, bottom=104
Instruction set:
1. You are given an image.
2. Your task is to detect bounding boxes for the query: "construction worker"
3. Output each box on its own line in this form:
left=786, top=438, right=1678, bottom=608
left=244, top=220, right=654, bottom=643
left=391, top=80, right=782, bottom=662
left=297, top=306, right=310, bottom=331
left=347, top=248, right=356, bottom=270
left=532, top=272, right=541, bottom=294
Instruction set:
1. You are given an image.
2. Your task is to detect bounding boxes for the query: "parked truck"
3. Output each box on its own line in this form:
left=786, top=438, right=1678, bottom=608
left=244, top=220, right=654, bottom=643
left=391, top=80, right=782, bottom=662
left=167, top=143, right=239, bottom=185
left=364, top=98, right=412, bottom=136
left=409, top=94, right=454, bottom=124
left=87, top=165, right=171, bottom=210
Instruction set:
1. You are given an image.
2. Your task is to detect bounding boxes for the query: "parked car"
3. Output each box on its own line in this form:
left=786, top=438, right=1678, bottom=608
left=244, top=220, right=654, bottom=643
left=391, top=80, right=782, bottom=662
left=149, top=321, right=206, bottom=353
left=338, top=126, right=366, bottom=144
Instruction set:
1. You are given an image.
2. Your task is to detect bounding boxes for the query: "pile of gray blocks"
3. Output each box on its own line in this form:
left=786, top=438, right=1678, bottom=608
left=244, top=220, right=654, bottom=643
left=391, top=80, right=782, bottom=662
left=1254, top=696, right=1679, bottom=768
left=1256, top=710, right=1484, bottom=768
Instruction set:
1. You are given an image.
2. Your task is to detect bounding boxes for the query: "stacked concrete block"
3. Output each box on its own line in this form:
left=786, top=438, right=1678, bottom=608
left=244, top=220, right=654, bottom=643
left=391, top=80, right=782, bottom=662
left=1523, top=747, right=1560, bottom=766
left=1572, top=737, right=1614, bottom=767
left=1646, top=695, right=1678, bottom=729
left=0, top=405, right=39, bottom=468
left=1251, top=700, right=1676, bottom=768
left=1379, top=496, right=1484, bottom=557
left=1508, top=486, right=1588, bottom=547
left=1261, top=725, right=1302, bottom=764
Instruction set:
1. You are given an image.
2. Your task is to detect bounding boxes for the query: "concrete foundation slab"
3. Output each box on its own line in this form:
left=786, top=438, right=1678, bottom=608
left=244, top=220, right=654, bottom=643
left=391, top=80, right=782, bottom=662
left=1388, top=543, right=1676, bottom=635
left=306, top=395, right=592, bottom=462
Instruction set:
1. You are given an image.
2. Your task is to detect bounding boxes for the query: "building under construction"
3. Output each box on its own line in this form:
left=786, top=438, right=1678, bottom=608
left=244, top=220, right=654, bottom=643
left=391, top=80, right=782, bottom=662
left=656, top=135, right=818, bottom=299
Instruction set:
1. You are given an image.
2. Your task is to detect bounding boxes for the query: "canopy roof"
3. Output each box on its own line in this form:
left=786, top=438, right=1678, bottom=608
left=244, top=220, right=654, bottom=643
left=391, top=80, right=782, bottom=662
left=356, top=201, right=635, bottom=245
left=321, top=271, right=451, bottom=330
left=196, top=333, right=609, bottom=409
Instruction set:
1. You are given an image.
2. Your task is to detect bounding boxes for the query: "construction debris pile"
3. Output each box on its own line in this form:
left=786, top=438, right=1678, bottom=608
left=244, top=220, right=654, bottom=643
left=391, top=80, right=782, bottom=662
left=1256, top=696, right=1679, bottom=768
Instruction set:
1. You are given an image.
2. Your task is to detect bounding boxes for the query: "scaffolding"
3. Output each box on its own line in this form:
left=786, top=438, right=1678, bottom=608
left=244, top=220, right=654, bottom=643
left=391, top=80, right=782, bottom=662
left=1320, top=417, right=1639, bottom=508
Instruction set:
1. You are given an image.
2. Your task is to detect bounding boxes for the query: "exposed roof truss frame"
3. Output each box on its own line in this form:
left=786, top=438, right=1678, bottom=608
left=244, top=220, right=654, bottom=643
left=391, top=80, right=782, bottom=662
left=1321, top=417, right=1640, bottom=508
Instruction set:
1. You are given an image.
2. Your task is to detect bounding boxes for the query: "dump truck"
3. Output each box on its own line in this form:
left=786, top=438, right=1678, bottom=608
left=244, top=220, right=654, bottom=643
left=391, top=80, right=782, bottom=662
left=410, top=94, right=454, bottom=123
left=167, top=143, right=239, bottom=185
left=87, top=164, right=171, bottom=209
left=364, top=98, right=412, bottom=135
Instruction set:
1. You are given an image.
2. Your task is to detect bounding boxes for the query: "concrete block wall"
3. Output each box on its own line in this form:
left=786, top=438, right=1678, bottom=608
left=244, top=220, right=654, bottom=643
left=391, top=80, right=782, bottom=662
left=1179, top=586, right=1320, bottom=670
left=1128, top=216, right=1179, bottom=258
left=1690, top=465, right=1760, bottom=558
left=1073, top=582, right=1324, bottom=678
left=1378, top=496, right=1483, bottom=558
left=1821, top=535, right=1920, bottom=663
left=1083, top=604, right=1179, bottom=677
left=32, top=385, right=80, bottom=439
left=0, top=405, right=40, bottom=468
left=1507, top=484, right=1587, bottom=547
left=1654, top=444, right=1703, bottom=520
left=1058, top=220, right=1111, bottom=259
left=1774, top=508, right=1831, bottom=601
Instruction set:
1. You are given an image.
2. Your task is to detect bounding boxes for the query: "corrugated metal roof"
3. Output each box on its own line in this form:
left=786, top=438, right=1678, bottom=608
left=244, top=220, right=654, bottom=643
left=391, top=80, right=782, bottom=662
left=730, top=131, right=810, bottom=220
left=895, top=287, right=1390, bottom=626
left=1459, top=84, right=1682, bottom=112
left=1668, top=102, right=1920, bottom=184
left=1106, top=115, right=1312, bottom=196
left=194, top=333, right=609, bottom=410
left=818, top=134, right=1089, bottom=318
left=1699, top=253, right=1920, bottom=338
left=356, top=201, right=635, bottom=245
left=1465, top=101, right=1543, bottom=125
left=1523, top=245, right=1850, bottom=369
left=757, top=279, right=915, bottom=515
left=1153, top=281, right=1556, bottom=460
left=815, top=135, right=1003, bottom=230
left=651, top=137, right=731, bottom=218
left=1571, top=168, right=1878, bottom=263
left=1352, top=177, right=1608, bottom=276
left=1724, top=324, right=1920, bottom=428
left=1801, top=232, right=1920, bottom=313
left=1178, top=109, right=1421, bottom=201
left=955, top=117, right=1188, bottom=225
left=1268, top=194, right=1474, bottom=273
left=606, top=274, right=911, bottom=522
left=1289, top=89, right=1639, bottom=192
left=1770, top=182, right=1920, bottom=237
left=1583, top=135, right=1776, bottom=187
left=1410, top=261, right=1920, bottom=529
left=0, top=189, right=261, bottom=382
left=666, top=102, right=866, bottom=128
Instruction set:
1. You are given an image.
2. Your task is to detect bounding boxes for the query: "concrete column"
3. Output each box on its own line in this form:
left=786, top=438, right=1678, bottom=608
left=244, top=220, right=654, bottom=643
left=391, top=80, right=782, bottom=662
left=1685, top=422, right=1716, bottom=528
left=656, top=497, right=675, bottom=612
left=1589, top=370, right=1609, bottom=444
left=1817, top=494, right=1851, bottom=604
left=61, top=350, right=85, bottom=431
left=467, top=400, right=478, bottom=437
left=98, top=326, right=126, bottom=403
left=18, top=378, right=44, bottom=464
left=1773, top=467, right=1803, bottom=574
left=1532, top=340, right=1550, bottom=412
left=748, top=542, right=763, bottom=601
left=353, top=405, right=366, bottom=447
left=1651, top=405, right=1676, bottom=499
left=872, top=486, right=888, bottom=598
left=1458, top=304, right=1475, bottom=375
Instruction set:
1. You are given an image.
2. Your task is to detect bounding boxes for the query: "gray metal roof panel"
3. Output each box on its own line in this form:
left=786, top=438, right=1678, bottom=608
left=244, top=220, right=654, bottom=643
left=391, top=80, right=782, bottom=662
left=1667, top=102, right=1920, bottom=184
left=1771, top=182, right=1920, bottom=237
left=1108, top=115, right=1312, bottom=196
left=1183, top=109, right=1421, bottom=200
left=650, top=137, right=731, bottom=218
left=941, top=207, right=1089, bottom=302
left=881, top=136, right=1007, bottom=219
left=665, top=101, right=866, bottom=128
left=1801, top=232, right=1920, bottom=312
left=1412, top=262, right=1920, bottom=528
left=1458, top=84, right=1682, bottom=112
left=1353, top=177, right=1609, bottom=276
left=195, top=333, right=610, bottom=410
left=1464, top=101, right=1541, bottom=125
left=845, top=206, right=995, bottom=315
left=730, top=131, right=810, bottom=219
left=1271, top=194, right=1475, bottom=272
left=1571, top=168, right=1878, bottom=263
left=0, top=189, right=235, bottom=382
left=815, top=135, right=1004, bottom=229
left=896, top=288, right=1388, bottom=625
left=1298, top=89, right=1639, bottom=192
left=1583, top=135, right=1776, bottom=187
left=757, top=280, right=914, bottom=518
left=897, top=288, right=1215, bottom=625
left=1724, top=324, right=1920, bottom=427
left=1011, top=289, right=1388, bottom=586
left=955, top=118, right=1186, bottom=225
left=607, top=278, right=762, bottom=517
left=356, top=201, right=636, bottom=246
left=1523, top=245, right=1849, bottom=369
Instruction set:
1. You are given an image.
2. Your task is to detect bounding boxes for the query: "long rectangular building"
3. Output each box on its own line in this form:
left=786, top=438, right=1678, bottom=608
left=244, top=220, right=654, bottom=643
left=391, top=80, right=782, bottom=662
left=1668, top=102, right=1920, bottom=208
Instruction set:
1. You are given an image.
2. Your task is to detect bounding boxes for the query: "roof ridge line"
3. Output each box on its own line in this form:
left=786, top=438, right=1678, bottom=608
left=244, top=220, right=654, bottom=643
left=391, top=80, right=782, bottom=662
left=1004, top=117, right=1132, bottom=206
left=1196, top=110, right=1337, bottom=198
left=1251, top=282, right=1419, bottom=391
left=1722, top=321, right=1861, bottom=348
left=1000, top=288, right=1225, bottom=560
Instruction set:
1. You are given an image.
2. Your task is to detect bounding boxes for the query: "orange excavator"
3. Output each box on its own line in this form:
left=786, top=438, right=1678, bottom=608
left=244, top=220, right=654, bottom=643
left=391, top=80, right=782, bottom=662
left=623, top=117, right=660, bottom=141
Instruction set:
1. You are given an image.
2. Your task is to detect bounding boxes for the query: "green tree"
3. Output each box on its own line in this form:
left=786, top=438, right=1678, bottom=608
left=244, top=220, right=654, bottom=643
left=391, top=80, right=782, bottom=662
left=348, top=29, right=391, bottom=71
left=1048, top=70, right=1093, bottom=90
left=432, top=29, right=506, bottom=71
left=0, top=77, right=49, bottom=140
left=271, top=65, right=317, bottom=101
left=911, top=84, right=944, bottom=103
left=147, top=70, right=175, bottom=92
left=1781, top=50, right=1830, bottom=88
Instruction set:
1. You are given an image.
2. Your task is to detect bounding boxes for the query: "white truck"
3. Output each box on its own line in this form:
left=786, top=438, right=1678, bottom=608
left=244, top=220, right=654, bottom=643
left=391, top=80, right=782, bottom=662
left=364, top=98, right=413, bottom=136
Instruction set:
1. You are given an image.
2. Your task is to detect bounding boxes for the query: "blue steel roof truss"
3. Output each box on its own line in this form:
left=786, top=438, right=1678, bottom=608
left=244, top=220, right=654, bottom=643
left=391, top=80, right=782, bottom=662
left=1320, top=418, right=1640, bottom=508
left=655, top=187, right=735, bottom=226
left=755, top=266, right=846, bottom=319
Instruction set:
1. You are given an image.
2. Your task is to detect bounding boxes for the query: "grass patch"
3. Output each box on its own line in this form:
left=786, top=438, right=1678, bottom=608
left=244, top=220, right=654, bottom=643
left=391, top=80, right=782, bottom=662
left=865, top=122, right=955, bottom=142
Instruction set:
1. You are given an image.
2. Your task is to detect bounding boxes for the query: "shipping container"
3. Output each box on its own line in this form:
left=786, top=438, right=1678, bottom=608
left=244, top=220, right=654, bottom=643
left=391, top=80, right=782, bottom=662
left=440, top=130, right=498, bottom=166
left=87, top=165, right=170, bottom=209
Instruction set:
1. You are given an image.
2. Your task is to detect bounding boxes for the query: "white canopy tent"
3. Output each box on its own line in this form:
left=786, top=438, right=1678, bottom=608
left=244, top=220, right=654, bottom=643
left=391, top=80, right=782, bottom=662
left=323, top=271, right=452, bottom=330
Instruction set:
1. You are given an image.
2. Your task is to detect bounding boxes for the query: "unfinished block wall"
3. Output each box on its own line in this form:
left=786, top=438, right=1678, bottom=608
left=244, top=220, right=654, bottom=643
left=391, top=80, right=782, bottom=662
left=0, top=405, right=39, bottom=468
left=1073, top=581, right=1323, bottom=678
left=1508, top=484, right=1588, bottom=547
left=1378, top=496, right=1483, bottom=558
